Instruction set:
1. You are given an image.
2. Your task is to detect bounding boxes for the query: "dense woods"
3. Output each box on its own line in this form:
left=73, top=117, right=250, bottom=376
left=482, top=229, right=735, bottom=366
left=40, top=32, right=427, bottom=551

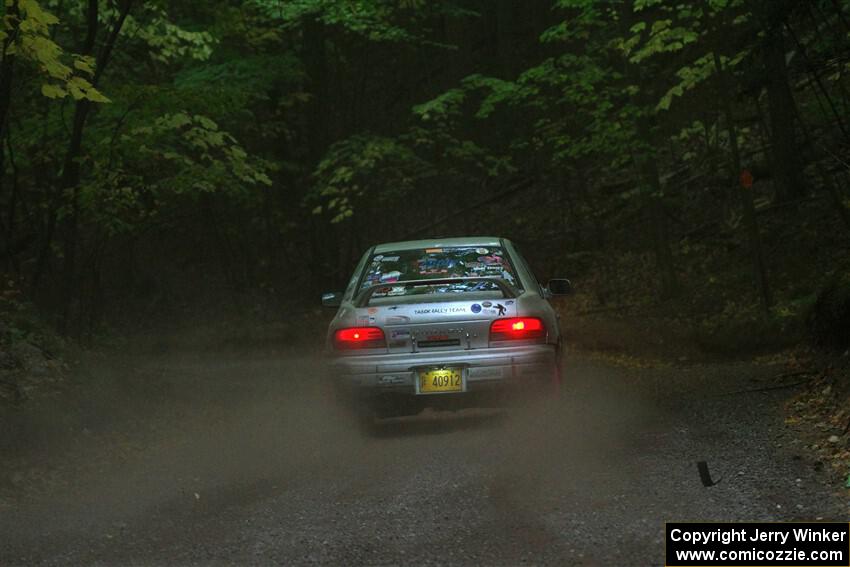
left=2, top=3, right=850, bottom=541
left=0, top=0, right=849, bottom=346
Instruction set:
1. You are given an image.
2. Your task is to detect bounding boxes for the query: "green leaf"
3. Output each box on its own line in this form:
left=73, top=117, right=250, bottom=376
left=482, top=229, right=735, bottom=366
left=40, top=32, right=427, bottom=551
left=40, top=83, right=66, bottom=98
left=195, top=115, right=218, bottom=130
left=73, top=55, right=95, bottom=75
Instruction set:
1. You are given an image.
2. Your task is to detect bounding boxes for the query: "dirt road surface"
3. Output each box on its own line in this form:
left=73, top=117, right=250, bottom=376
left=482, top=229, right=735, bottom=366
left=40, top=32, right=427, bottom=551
left=1, top=349, right=847, bottom=565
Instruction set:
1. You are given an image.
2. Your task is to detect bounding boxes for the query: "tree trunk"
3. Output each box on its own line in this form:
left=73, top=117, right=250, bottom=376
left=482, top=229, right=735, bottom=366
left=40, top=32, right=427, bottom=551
left=638, top=151, right=679, bottom=299
left=302, top=16, right=332, bottom=292
left=57, top=0, right=98, bottom=334
left=303, top=16, right=329, bottom=163
left=0, top=0, right=18, bottom=141
left=713, top=51, right=773, bottom=314
left=630, top=99, right=679, bottom=299
left=0, top=1, right=19, bottom=268
left=763, top=24, right=807, bottom=201
left=3, top=133, right=22, bottom=272
left=58, top=0, right=133, bottom=334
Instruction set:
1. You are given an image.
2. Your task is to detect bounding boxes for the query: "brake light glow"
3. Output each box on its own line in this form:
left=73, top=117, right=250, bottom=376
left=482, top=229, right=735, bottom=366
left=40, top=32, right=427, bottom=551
left=489, top=317, right=545, bottom=341
left=333, top=327, right=386, bottom=350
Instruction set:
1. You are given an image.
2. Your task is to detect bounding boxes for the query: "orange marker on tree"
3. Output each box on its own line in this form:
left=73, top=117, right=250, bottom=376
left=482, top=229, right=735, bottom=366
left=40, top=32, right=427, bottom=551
left=740, top=169, right=754, bottom=189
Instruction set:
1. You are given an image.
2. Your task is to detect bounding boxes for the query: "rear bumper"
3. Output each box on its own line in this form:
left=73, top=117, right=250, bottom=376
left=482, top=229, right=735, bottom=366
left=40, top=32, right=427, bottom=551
left=329, top=343, right=558, bottom=395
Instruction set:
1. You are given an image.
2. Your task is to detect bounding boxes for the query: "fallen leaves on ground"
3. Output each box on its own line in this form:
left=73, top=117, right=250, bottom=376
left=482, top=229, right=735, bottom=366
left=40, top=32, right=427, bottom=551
left=572, top=346, right=672, bottom=370
left=783, top=353, right=850, bottom=492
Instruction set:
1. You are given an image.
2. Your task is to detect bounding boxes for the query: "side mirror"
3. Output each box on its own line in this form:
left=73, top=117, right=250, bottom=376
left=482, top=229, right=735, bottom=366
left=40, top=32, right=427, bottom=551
left=546, top=278, right=572, bottom=296
left=321, top=291, right=343, bottom=307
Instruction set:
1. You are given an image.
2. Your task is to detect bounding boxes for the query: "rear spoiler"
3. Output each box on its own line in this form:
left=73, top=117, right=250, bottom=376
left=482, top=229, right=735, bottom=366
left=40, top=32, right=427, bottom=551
left=355, top=277, right=517, bottom=307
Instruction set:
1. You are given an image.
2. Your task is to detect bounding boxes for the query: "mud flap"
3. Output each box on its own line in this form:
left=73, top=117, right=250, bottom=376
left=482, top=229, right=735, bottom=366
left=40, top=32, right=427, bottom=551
left=550, top=340, right=565, bottom=401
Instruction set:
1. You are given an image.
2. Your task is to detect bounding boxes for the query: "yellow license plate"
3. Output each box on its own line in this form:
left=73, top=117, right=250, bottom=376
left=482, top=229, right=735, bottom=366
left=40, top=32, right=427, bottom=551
left=418, top=368, right=464, bottom=394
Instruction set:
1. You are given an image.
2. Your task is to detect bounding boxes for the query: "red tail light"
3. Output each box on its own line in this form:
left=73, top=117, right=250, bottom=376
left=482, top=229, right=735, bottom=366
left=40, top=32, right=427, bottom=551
left=333, top=327, right=386, bottom=350
left=489, top=317, right=545, bottom=341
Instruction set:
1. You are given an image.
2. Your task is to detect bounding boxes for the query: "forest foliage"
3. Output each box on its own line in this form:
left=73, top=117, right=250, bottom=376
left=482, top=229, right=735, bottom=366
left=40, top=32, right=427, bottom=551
left=0, top=0, right=849, bottom=344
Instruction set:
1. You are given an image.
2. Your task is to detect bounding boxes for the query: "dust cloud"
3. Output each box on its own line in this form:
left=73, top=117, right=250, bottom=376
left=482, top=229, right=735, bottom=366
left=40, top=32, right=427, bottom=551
left=1, top=343, right=660, bottom=562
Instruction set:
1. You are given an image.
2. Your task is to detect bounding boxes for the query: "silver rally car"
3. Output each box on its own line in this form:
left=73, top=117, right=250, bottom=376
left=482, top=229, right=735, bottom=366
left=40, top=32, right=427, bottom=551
left=322, top=237, right=571, bottom=418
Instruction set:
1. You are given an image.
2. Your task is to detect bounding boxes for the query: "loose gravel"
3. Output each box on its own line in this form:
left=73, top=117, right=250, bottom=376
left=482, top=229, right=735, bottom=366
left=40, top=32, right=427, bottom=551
left=0, top=351, right=847, bottom=566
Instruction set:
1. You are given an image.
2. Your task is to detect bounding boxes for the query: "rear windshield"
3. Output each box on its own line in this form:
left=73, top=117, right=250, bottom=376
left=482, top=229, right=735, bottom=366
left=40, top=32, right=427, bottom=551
left=359, top=246, right=522, bottom=298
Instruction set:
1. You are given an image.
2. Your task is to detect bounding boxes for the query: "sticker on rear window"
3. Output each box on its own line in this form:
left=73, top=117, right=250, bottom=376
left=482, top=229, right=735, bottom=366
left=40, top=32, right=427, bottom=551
left=360, top=246, right=522, bottom=294
left=380, top=270, right=401, bottom=283
left=413, top=306, right=467, bottom=315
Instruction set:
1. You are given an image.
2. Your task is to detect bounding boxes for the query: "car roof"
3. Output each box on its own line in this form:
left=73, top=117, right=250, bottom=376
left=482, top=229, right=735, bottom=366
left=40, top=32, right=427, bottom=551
left=372, top=237, right=506, bottom=253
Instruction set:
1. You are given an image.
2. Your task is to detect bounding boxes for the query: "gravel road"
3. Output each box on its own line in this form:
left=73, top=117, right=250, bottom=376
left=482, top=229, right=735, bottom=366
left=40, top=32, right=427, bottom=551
left=0, top=349, right=847, bottom=566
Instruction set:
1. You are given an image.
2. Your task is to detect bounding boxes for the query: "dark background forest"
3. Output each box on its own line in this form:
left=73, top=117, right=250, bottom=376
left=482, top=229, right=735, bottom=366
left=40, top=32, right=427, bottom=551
left=1, top=0, right=850, bottom=352
left=2, top=3, right=850, bottom=547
